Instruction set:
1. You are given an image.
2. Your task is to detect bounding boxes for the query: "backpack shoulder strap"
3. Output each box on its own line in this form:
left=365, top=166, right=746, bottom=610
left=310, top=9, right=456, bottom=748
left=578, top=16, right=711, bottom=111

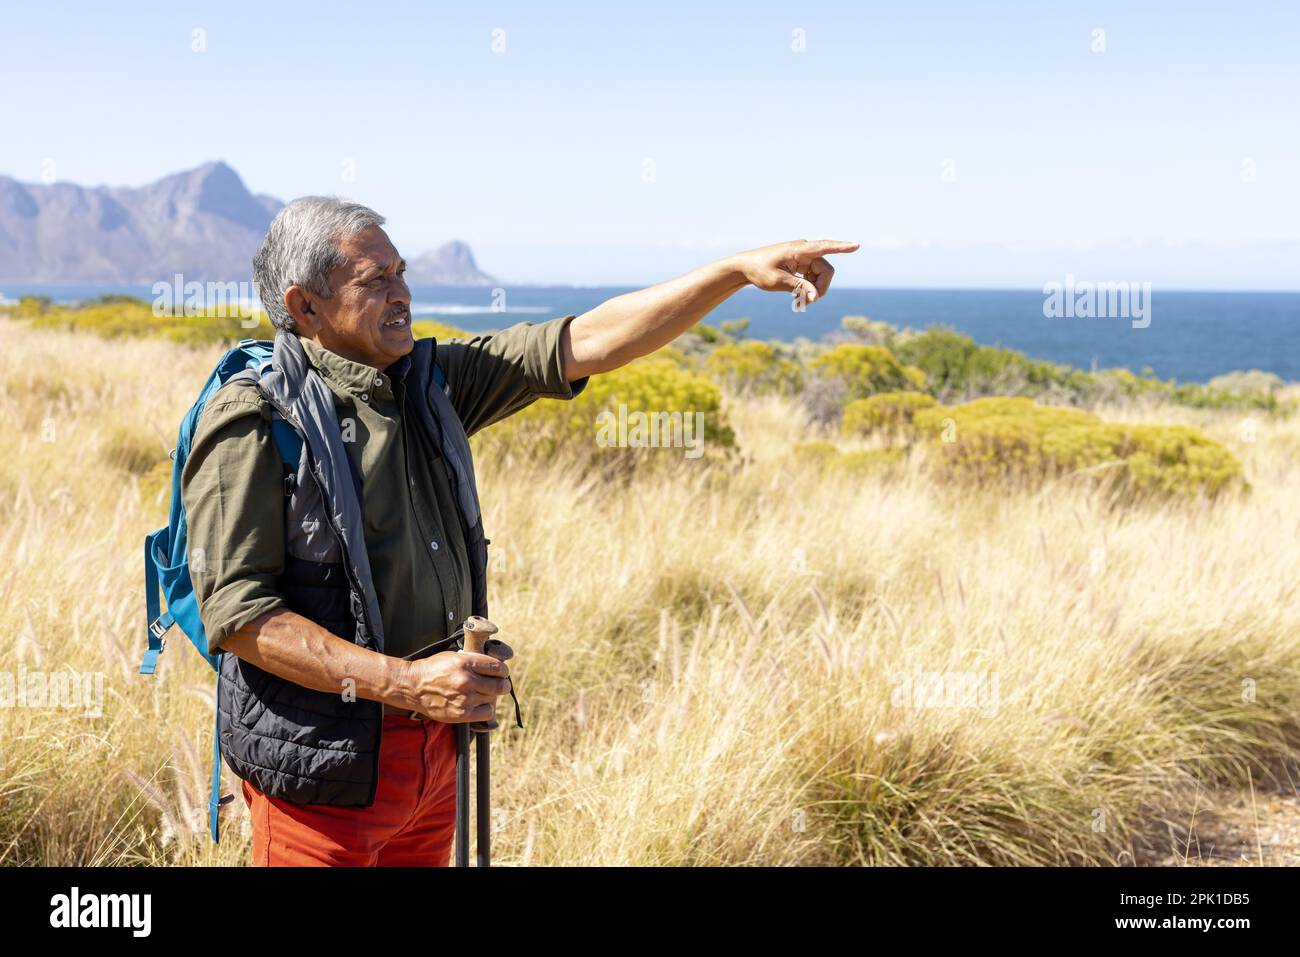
left=269, top=417, right=303, bottom=475
left=224, top=366, right=303, bottom=474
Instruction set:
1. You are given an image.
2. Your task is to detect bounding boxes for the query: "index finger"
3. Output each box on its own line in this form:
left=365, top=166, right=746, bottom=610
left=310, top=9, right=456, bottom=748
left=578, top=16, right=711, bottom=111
left=803, top=239, right=860, bottom=256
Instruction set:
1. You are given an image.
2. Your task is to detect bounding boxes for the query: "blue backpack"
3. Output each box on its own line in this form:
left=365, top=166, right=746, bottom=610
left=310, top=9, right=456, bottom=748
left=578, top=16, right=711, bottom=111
left=139, top=339, right=303, bottom=843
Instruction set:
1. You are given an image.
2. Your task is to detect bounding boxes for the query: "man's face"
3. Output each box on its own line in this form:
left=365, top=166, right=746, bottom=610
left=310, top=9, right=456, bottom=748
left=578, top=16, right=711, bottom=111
left=294, top=225, right=414, bottom=370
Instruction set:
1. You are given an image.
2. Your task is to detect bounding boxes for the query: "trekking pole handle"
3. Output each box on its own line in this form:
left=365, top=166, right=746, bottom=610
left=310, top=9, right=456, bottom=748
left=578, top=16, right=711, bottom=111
left=462, top=616, right=500, bottom=732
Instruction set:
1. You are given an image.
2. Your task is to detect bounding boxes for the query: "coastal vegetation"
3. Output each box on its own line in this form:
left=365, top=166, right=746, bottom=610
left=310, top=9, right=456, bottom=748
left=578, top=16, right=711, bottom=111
left=1, top=298, right=1295, bottom=865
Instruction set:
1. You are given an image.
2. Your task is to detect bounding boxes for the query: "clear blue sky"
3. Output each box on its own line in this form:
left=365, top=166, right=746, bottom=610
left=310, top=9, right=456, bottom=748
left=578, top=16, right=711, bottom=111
left=1, top=1, right=1296, bottom=288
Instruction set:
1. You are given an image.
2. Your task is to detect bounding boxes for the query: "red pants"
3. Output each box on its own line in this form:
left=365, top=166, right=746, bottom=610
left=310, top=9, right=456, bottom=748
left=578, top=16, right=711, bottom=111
left=241, top=714, right=458, bottom=866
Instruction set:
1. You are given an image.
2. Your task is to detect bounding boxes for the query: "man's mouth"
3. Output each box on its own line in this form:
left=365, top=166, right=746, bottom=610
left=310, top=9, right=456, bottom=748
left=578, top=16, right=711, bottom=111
left=382, top=310, right=410, bottom=329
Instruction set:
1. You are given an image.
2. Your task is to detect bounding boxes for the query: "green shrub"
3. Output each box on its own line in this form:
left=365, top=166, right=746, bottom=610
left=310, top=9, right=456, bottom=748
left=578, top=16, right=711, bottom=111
left=911, top=397, right=1245, bottom=498
left=1097, top=367, right=1280, bottom=412
left=480, top=354, right=735, bottom=472
left=1169, top=383, right=1277, bottom=412
left=705, top=340, right=802, bottom=395
left=842, top=392, right=938, bottom=438
left=1094, top=367, right=1159, bottom=400
left=810, top=344, right=926, bottom=401
left=16, top=297, right=502, bottom=353
left=692, top=322, right=722, bottom=344
left=892, top=327, right=1095, bottom=403
left=9, top=296, right=53, bottom=317
left=412, top=319, right=469, bottom=340
left=26, top=297, right=277, bottom=344
left=1207, top=370, right=1285, bottom=397
left=839, top=315, right=898, bottom=347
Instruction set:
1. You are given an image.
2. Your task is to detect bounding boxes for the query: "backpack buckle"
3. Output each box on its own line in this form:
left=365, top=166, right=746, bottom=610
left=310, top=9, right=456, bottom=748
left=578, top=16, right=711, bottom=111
left=148, top=620, right=168, bottom=643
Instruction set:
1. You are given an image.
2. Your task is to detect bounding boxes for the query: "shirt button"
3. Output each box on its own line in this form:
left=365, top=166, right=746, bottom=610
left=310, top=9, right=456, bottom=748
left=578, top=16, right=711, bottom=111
left=374, top=376, right=384, bottom=387
left=448, top=612, right=455, bottom=621
left=360, top=392, right=369, bottom=402
left=430, top=540, right=439, bottom=551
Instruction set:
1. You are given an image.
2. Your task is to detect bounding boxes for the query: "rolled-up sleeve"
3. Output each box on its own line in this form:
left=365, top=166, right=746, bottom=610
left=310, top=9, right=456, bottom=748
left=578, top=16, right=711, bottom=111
left=436, top=314, right=590, bottom=437
left=180, top=386, right=289, bottom=654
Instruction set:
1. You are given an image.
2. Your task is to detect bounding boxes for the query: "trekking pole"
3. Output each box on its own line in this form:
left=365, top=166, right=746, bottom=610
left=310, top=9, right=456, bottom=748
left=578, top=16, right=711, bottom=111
left=456, top=615, right=499, bottom=867
left=453, top=722, right=470, bottom=867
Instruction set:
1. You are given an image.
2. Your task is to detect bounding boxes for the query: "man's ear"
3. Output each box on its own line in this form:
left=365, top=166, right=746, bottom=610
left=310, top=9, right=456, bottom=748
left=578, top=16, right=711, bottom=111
left=284, top=285, right=319, bottom=336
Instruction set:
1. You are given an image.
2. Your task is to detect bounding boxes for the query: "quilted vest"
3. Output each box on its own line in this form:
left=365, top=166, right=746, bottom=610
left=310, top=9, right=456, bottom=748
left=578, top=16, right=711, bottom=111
left=216, top=330, right=489, bottom=806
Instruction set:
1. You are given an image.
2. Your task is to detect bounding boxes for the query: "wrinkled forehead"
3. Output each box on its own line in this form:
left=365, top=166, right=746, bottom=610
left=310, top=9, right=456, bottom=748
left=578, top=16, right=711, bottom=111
left=335, top=225, right=401, bottom=275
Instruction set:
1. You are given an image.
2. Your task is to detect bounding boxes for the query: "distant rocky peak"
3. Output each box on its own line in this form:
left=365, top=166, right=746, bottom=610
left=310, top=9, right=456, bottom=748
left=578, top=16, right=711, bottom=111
left=144, top=160, right=271, bottom=230
left=0, top=162, right=492, bottom=285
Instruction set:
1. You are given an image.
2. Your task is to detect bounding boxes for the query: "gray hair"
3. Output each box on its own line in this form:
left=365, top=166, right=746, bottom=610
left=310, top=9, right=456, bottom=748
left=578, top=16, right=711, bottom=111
left=253, top=196, right=386, bottom=333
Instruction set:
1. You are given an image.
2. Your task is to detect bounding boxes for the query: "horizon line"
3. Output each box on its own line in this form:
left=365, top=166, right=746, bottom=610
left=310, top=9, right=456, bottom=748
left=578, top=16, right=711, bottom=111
left=4, top=281, right=1299, bottom=296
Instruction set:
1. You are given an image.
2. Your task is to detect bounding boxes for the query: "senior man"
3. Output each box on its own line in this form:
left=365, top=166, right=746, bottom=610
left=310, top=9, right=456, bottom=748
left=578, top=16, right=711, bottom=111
left=184, top=195, right=856, bottom=866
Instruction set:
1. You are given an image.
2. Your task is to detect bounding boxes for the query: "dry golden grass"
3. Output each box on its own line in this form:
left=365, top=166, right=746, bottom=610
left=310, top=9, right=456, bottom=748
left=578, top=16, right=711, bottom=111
left=0, top=320, right=1296, bottom=866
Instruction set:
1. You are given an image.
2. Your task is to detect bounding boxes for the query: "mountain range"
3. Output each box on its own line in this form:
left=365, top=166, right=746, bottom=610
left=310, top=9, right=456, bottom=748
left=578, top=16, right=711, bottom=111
left=0, top=161, right=497, bottom=286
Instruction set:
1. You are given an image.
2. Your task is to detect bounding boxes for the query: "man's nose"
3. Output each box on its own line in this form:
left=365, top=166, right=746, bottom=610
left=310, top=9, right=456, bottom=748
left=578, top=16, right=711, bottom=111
left=390, top=273, right=412, bottom=305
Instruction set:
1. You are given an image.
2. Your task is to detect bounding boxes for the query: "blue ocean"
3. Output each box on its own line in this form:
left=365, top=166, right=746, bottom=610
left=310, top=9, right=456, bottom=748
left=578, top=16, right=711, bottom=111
left=5, top=283, right=1297, bottom=384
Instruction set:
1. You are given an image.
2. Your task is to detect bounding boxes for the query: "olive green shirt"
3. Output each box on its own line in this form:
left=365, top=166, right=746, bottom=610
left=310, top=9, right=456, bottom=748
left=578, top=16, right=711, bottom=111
left=182, top=315, right=588, bottom=658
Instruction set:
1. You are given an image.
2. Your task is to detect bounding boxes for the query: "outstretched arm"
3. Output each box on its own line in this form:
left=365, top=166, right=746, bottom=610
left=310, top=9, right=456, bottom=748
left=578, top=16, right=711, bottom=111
left=559, top=239, right=860, bottom=381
